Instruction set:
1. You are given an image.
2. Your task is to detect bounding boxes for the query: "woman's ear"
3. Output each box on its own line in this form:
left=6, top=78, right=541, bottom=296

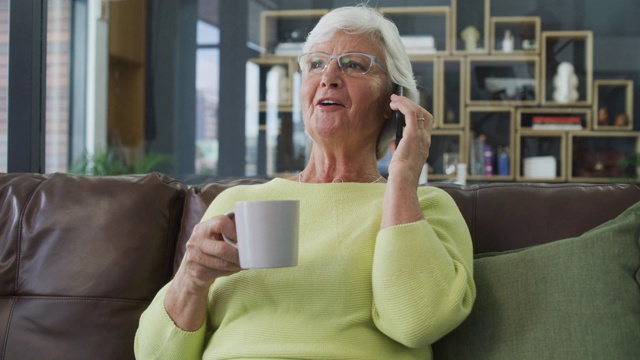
left=383, top=107, right=393, bottom=119
left=389, top=139, right=397, bottom=153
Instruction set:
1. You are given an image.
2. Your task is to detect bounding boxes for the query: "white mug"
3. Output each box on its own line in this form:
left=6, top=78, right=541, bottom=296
left=223, top=200, right=300, bottom=269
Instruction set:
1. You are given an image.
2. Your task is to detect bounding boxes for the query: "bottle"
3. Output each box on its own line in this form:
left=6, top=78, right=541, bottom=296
left=502, top=29, right=514, bottom=52
left=484, top=145, right=494, bottom=176
left=498, top=147, right=510, bottom=176
left=456, top=163, right=467, bottom=186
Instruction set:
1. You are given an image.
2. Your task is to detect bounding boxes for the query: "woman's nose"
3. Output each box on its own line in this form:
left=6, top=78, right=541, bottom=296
left=320, top=58, right=343, bottom=88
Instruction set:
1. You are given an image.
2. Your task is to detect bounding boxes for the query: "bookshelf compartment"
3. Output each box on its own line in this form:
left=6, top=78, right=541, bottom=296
left=452, top=0, right=490, bottom=54
left=260, top=9, right=328, bottom=56
left=516, top=131, right=566, bottom=181
left=466, top=107, right=515, bottom=180
left=466, top=56, right=539, bottom=105
left=569, top=132, right=640, bottom=182
left=245, top=110, right=306, bottom=177
left=379, top=7, right=451, bottom=55
left=428, top=130, right=464, bottom=180
left=246, top=58, right=297, bottom=109
left=490, top=16, right=541, bottom=54
left=411, top=59, right=437, bottom=118
left=517, top=107, right=591, bottom=131
left=439, top=57, right=465, bottom=128
left=541, top=31, right=593, bottom=106
left=593, top=79, right=633, bottom=131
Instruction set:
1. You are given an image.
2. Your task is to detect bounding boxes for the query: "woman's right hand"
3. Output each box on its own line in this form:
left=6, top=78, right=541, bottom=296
left=164, top=214, right=242, bottom=331
left=178, top=214, right=242, bottom=292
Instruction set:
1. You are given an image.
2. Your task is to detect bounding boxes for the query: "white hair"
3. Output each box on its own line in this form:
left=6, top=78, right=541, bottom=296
left=302, top=5, right=419, bottom=160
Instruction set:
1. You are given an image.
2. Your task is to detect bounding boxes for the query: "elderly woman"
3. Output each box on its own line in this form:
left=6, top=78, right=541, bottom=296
left=135, top=5, right=475, bottom=359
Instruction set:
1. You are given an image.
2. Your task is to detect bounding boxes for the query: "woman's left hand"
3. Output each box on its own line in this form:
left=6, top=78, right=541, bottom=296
left=387, top=93, right=433, bottom=185
left=381, top=93, right=433, bottom=229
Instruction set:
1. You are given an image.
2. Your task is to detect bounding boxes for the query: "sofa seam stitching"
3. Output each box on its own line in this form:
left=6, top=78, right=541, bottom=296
left=1, top=297, right=16, bottom=359
left=14, top=174, right=49, bottom=295
left=0, top=295, right=151, bottom=304
left=167, top=186, right=187, bottom=281
left=471, top=188, right=478, bottom=245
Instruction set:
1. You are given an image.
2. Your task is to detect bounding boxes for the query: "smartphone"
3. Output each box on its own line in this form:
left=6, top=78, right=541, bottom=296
left=393, top=85, right=405, bottom=146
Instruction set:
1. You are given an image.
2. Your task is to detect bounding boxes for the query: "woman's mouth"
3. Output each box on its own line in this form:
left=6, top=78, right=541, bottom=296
left=318, top=99, right=344, bottom=107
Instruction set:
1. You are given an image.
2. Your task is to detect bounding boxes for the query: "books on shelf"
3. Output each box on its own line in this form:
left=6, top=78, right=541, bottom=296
left=400, top=35, right=436, bottom=54
left=531, top=116, right=583, bottom=130
left=274, top=42, right=304, bottom=56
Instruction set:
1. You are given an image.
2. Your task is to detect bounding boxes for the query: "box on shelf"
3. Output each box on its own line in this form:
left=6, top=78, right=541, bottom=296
left=524, top=156, right=557, bottom=178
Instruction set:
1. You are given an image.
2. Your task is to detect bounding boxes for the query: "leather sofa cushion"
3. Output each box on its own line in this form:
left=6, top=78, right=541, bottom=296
left=0, top=173, right=185, bottom=360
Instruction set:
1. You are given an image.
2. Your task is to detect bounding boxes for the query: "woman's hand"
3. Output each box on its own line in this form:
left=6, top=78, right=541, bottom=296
left=382, top=93, right=433, bottom=228
left=388, top=93, right=433, bottom=186
left=164, top=215, right=242, bottom=331
left=179, top=215, right=242, bottom=291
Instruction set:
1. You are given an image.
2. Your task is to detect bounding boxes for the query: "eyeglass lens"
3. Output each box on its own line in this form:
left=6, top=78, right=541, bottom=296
left=300, top=53, right=375, bottom=75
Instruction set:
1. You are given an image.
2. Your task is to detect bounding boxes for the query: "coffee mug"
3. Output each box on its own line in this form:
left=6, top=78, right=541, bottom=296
left=223, top=200, right=300, bottom=269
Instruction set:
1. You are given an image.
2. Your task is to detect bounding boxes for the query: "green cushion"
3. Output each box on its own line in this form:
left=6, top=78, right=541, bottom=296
left=432, top=201, right=640, bottom=360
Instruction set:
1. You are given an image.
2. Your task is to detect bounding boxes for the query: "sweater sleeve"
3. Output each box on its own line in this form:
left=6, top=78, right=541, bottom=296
left=134, top=283, right=208, bottom=360
left=371, top=188, right=476, bottom=348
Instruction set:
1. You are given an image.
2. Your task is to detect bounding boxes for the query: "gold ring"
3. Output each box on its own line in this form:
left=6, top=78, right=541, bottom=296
left=417, top=117, right=425, bottom=121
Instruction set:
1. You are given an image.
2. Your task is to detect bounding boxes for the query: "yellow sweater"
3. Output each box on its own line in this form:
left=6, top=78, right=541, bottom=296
left=135, top=178, right=475, bottom=359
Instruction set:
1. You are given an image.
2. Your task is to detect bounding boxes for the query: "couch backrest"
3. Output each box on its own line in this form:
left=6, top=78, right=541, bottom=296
left=430, top=182, right=640, bottom=253
left=0, top=173, right=185, bottom=360
left=182, top=180, right=640, bottom=260
left=1, top=172, right=639, bottom=360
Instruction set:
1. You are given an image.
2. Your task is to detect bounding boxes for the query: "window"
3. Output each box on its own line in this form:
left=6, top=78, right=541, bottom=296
left=0, top=0, right=8, bottom=172
left=3, top=0, right=639, bottom=184
left=45, top=0, right=71, bottom=173
left=195, top=16, right=220, bottom=175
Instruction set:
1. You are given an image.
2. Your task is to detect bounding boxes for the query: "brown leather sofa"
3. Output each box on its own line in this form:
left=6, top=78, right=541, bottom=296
left=1, top=172, right=638, bottom=360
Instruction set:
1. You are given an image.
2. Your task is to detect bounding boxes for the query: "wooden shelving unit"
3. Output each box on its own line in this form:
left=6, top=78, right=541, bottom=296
left=247, top=5, right=639, bottom=183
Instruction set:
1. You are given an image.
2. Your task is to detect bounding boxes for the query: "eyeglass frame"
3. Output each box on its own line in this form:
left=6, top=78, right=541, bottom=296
left=297, top=51, right=389, bottom=76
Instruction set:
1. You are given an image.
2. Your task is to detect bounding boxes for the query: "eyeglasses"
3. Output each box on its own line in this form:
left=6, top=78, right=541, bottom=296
left=298, top=52, right=389, bottom=77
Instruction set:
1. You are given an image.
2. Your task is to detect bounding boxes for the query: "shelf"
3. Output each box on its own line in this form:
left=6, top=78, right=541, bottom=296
left=466, top=55, right=539, bottom=106
left=541, top=31, right=593, bottom=106
left=428, top=130, right=464, bottom=180
left=439, top=56, right=465, bottom=129
left=568, top=131, right=640, bottom=182
left=516, top=130, right=567, bottom=181
left=248, top=6, right=637, bottom=183
left=260, top=9, right=328, bottom=56
left=245, top=110, right=306, bottom=177
left=410, top=58, right=437, bottom=117
left=246, top=57, right=298, bottom=109
left=516, top=107, right=591, bottom=131
left=465, top=106, right=515, bottom=180
left=593, top=79, right=634, bottom=131
left=490, top=16, right=541, bottom=55
left=452, top=0, right=490, bottom=54
left=379, top=6, right=451, bottom=55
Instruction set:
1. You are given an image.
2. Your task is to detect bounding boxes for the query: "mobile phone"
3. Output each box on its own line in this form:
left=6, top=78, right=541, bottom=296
left=393, top=85, right=405, bottom=146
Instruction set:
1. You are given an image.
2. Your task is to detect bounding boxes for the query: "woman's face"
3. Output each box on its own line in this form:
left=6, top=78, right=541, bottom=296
left=300, top=32, right=392, bottom=152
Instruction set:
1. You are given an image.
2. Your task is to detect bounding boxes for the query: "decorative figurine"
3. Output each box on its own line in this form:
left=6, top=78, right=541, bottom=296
left=552, top=62, right=579, bottom=103
left=502, top=29, right=514, bottom=52
left=615, top=113, right=629, bottom=127
left=598, top=107, right=610, bottom=126
left=461, top=26, right=480, bottom=51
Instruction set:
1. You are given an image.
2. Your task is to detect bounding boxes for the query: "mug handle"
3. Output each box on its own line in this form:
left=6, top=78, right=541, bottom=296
left=221, top=211, right=238, bottom=249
